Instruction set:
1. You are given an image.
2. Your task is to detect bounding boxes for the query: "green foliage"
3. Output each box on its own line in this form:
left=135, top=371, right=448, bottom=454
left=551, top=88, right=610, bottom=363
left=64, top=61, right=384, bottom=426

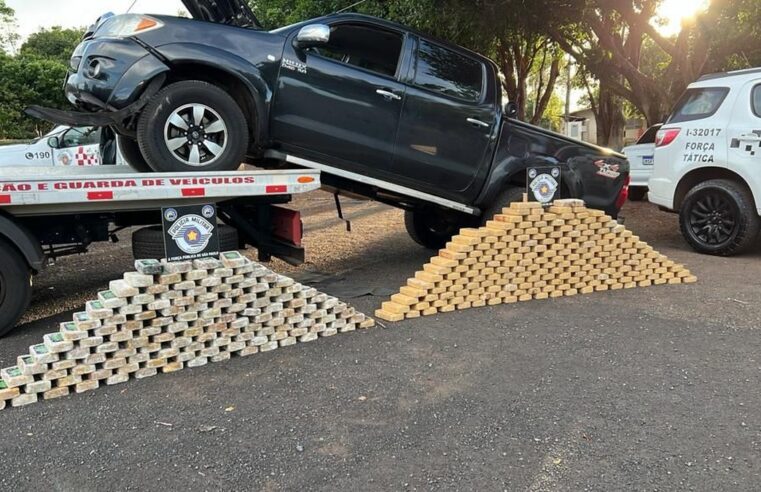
left=20, top=27, right=85, bottom=65
left=0, top=54, right=67, bottom=138
left=0, top=0, right=19, bottom=54
left=527, top=91, right=564, bottom=132
left=0, top=5, right=78, bottom=139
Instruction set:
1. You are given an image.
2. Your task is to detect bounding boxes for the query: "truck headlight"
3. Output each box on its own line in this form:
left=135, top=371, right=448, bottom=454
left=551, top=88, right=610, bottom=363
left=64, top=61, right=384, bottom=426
left=95, top=14, right=163, bottom=38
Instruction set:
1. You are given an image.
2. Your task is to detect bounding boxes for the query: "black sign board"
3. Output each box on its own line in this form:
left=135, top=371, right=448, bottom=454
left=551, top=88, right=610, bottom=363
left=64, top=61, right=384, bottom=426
left=526, top=166, right=561, bottom=205
left=161, top=204, right=220, bottom=262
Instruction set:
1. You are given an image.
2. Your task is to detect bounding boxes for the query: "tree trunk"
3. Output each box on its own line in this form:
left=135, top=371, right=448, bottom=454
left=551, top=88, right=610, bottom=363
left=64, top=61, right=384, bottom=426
left=596, top=82, right=625, bottom=149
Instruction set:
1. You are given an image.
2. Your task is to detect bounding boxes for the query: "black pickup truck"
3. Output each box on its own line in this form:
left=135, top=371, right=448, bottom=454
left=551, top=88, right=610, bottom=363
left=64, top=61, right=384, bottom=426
left=28, top=0, right=630, bottom=248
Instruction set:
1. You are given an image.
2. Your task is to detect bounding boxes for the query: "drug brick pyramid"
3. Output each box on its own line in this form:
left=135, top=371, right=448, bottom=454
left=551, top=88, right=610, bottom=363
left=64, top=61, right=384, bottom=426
left=376, top=199, right=696, bottom=322
left=0, top=252, right=374, bottom=410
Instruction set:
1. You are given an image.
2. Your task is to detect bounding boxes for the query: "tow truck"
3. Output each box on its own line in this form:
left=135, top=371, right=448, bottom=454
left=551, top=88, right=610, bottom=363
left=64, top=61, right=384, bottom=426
left=0, top=164, right=320, bottom=335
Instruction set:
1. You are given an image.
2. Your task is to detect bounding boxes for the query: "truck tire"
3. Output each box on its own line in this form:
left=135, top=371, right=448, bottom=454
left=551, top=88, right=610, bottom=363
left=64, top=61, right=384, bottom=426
left=628, top=187, right=648, bottom=202
left=132, top=225, right=240, bottom=260
left=405, top=211, right=461, bottom=250
left=116, top=135, right=152, bottom=172
left=481, top=186, right=525, bottom=224
left=679, top=179, right=760, bottom=256
left=137, top=80, right=249, bottom=173
left=0, top=239, right=33, bottom=337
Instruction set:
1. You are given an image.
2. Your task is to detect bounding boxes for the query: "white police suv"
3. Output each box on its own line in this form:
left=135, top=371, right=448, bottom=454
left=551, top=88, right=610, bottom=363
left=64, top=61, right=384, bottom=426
left=650, top=68, right=761, bottom=256
left=0, top=126, right=122, bottom=167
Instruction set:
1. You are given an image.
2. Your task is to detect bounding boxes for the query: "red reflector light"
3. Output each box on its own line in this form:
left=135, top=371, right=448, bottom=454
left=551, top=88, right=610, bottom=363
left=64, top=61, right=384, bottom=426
left=266, top=185, right=288, bottom=194
left=655, top=128, right=680, bottom=147
left=615, top=175, right=631, bottom=210
left=87, top=191, right=113, bottom=200
left=181, top=187, right=205, bottom=197
left=0, top=194, right=10, bottom=204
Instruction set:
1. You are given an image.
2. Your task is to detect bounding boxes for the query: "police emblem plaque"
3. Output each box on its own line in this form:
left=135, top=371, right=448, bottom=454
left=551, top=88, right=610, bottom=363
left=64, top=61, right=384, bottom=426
left=161, top=204, right=220, bottom=262
left=526, top=166, right=561, bottom=205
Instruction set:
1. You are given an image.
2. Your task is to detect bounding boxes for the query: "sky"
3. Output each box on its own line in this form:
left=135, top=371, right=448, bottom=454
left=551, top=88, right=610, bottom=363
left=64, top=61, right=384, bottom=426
left=7, top=0, right=185, bottom=40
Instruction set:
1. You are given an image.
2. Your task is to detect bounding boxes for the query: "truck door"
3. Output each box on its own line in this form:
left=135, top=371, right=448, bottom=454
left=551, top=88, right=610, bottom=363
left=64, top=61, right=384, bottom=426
left=727, top=79, right=761, bottom=210
left=392, top=37, right=497, bottom=202
left=271, top=22, right=409, bottom=178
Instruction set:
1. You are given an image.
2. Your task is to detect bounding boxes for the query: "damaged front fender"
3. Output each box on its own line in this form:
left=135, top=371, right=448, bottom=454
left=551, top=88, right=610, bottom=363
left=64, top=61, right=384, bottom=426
left=25, top=74, right=166, bottom=128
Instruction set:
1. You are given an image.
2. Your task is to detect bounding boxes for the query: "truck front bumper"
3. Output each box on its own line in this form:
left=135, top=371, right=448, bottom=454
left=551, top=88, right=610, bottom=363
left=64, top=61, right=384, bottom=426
left=25, top=74, right=165, bottom=128
left=25, top=36, right=169, bottom=128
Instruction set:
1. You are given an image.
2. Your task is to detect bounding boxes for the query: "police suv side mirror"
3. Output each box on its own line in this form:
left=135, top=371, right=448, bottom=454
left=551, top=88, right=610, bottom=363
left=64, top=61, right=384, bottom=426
left=293, top=24, right=331, bottom=50
left=504, top=102, right=518, bottom=118
left=47, top=136, right=60, bottom=149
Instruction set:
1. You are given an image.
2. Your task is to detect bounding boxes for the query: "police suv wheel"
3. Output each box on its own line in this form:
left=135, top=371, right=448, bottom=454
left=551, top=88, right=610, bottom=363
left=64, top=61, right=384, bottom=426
left=137, top=80, right=249, bottom=173
left=0, top=239, right=32, bottom=337
left=679, top=179, right=760, bottom=256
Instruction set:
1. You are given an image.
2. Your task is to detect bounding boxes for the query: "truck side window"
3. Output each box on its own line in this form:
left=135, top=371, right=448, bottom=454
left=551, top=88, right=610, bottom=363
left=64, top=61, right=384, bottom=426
left=666, top=87, right=729, bottom=124
left=312, top=24, right=403, bottom=78
left=413, top=40, right=483, bottom=102
left=752, top=84, right=761, bottom=117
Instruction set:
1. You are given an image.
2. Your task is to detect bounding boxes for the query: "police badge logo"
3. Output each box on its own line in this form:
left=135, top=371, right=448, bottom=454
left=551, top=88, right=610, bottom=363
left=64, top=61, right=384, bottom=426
left=530, top=173, right=559, bottom=204
left=167, top=215, right=215, bottom=255
left=57, top=150, right=73, bottom=166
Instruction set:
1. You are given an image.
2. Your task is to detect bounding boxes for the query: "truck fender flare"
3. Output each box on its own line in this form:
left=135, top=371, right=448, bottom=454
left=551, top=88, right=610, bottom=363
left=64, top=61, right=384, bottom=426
left=475, top=155, right=579, bottom=208
left=0, top=213, right=44, bottom=272
left=156, top=44, right=271, bottom=143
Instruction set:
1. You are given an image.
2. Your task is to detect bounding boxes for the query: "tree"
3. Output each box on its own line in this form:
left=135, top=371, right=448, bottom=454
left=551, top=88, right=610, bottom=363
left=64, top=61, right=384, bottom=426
left=0, top=54, right=67, bottom=138
left=20, top=27, right=84, bottom=65
left=0, top=0, right=19, bottom=54
left=548, top=0, right=761, bottom=126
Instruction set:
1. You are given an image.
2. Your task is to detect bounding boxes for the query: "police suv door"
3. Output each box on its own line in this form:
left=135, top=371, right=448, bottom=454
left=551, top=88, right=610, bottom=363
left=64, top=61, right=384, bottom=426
left=53, top=127, right=102, bottom=166
left=727, top=78, right=761, bottom=210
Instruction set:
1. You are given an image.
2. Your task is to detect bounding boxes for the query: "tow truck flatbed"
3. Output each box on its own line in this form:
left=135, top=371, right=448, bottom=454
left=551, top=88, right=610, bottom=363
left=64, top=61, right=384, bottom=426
left=0, top=166, right=320, bottom=216
left=0, top=165, right=321, bottom=334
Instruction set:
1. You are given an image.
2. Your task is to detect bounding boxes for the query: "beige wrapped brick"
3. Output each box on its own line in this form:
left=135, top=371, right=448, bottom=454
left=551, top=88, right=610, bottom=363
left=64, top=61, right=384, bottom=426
left=43, top=386, right=71, bottom=400
left=12, top=393, right=38, bottom=407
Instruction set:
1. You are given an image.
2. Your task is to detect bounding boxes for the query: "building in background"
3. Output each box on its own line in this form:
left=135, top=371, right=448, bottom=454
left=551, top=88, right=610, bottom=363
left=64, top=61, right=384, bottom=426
left=563, top=107, right=647, bottom=150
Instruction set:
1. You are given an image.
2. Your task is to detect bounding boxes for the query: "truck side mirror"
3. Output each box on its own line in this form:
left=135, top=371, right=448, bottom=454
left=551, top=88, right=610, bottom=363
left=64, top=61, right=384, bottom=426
left=293, top=24, right=330, bottom=50
left=47, top=136, right=60, bottom=149
left=504, top=102, right=518, bottom=118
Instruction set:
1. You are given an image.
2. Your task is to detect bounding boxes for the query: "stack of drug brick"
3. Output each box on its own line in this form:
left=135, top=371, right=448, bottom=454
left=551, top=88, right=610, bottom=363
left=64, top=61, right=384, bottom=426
left=376, top=199, right=696, bottom=321
left=0, top=251, right=373, bottom=410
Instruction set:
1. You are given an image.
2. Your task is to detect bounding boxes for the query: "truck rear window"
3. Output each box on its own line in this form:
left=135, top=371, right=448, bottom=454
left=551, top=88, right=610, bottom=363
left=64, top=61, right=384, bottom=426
left=667, top=87, right=729, bottom=124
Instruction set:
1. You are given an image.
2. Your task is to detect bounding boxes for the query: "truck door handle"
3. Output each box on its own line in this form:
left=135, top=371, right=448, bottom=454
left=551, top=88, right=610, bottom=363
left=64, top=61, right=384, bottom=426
left=376, top=89, right=401, bottom=101
left=467, top=118, right=490, bottom=128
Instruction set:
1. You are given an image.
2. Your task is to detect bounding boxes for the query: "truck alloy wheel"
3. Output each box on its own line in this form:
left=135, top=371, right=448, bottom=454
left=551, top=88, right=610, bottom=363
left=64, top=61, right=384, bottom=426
left=137, top=80, right=249, bottom=173
left=164, top=103, right=228, bottom=166
left=679, top=179, right=760, bottom=256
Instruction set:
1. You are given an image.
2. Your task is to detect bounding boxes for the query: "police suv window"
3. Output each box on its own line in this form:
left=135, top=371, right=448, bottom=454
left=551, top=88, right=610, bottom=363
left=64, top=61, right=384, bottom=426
left=752, top=85, right=761, bottom=117
left=667, top=87, right=729, bottom=124
left=414, top=40, right=483, bottom=102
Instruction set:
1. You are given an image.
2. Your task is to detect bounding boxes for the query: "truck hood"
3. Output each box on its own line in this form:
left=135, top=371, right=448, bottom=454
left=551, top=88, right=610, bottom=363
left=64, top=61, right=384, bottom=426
left=181, top=0, right=262, bottom=29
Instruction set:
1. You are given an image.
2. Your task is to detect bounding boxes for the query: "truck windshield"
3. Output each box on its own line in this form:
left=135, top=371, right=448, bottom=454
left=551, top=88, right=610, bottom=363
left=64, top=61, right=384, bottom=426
left=667, top=87, right=729, bottom=124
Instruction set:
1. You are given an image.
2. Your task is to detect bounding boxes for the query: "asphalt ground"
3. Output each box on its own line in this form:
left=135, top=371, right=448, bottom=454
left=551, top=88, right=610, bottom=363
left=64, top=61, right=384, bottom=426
left=1, top=195, right=760, bottom=491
